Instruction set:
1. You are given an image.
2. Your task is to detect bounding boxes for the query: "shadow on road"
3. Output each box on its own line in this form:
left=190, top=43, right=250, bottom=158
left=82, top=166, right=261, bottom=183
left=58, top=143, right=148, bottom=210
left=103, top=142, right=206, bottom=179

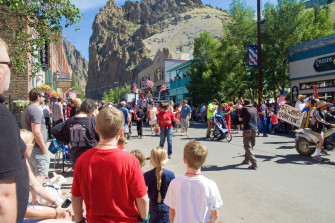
left=275, top=154, right=335, bottom=166
left=202, top=164, right=249, bottom=171
left=276, top=145, right=295, bottom=149
left=263, top=141, right=295, bottom=144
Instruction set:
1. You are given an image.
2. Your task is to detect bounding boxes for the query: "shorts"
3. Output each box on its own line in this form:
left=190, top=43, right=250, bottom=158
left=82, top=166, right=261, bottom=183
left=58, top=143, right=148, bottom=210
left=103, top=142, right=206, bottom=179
left=28, top=147, right=50, bottom=176
left=181, top=118, right=189, bottom=128
left=307, top=130, right=322, bottom=143
left=124, top=125, right=130, bottom=133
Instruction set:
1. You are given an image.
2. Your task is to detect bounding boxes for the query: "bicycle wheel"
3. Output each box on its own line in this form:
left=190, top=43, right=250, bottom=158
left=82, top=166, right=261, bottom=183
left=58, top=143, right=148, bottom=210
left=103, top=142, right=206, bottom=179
left=226, top=132, right=232, bottom=142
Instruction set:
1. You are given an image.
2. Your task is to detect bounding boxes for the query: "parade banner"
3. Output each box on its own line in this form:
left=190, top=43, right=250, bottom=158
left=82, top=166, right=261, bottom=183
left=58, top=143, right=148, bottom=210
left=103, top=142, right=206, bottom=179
left=277, top=104, right=304, bottom=128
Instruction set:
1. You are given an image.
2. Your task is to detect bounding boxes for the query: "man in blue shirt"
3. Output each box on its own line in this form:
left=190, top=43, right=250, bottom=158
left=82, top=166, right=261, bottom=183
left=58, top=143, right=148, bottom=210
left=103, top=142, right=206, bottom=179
left=119, top=101, right=131, bottom=139
left=180, top=99, right=192, bottom=136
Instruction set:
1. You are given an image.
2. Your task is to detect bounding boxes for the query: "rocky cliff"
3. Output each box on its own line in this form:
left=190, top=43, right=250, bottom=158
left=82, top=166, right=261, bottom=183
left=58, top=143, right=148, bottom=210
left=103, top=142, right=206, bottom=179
left=62, top=39, right=88, bottom=91
left=86, top=0, right=228, bottom=99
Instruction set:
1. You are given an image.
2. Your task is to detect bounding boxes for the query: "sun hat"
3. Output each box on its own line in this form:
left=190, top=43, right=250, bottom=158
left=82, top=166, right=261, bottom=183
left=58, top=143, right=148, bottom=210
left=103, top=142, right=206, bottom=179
left=297, top=95, right=306, bottom=100
left=317, top=100, right=332, bottom=109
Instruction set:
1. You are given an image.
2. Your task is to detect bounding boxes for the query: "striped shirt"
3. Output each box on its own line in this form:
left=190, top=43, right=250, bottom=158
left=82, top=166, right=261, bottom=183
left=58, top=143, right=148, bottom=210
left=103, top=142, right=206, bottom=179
left=52, top=102, right=63, bottom=122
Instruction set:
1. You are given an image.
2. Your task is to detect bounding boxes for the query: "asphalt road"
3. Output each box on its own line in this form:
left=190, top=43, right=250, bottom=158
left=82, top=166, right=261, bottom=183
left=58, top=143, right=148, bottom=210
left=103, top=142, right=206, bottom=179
left=51, top=121, right=335, bottom=223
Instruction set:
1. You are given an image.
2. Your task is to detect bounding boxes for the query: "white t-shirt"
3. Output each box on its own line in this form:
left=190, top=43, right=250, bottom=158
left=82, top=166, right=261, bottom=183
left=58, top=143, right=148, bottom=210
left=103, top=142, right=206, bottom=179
left=200, top=106, right=206, bottom=113
left=149, top=106, right=158, bottom=125
left=295, top=100, right=305, bottom=111
left=164, top=175, right=223, bottom=223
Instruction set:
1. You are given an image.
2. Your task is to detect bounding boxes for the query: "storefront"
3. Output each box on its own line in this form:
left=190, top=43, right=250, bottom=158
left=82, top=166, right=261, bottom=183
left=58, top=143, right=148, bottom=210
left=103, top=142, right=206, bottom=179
left=288, top=33, right=335, bottom=102
left=166, top=60, right=192, bottom=103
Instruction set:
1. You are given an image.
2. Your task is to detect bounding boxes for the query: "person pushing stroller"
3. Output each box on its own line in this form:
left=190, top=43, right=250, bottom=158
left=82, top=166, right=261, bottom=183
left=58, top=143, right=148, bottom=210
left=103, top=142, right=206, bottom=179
left=211, top=113, right=232, bottom=142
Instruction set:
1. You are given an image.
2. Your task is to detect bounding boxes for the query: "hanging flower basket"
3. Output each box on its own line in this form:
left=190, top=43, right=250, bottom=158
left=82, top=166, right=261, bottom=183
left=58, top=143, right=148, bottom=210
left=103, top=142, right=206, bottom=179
left=39, top=84, right=53, bottom=92
left=52, top=92, right=61, bottom=97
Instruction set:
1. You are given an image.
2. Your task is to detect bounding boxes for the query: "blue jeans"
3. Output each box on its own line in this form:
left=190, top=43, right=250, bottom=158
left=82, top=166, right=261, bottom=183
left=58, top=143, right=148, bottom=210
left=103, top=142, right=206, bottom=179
left=160, top=127, right=173, bottom=156
left=260, top=117, right=267, bottom=135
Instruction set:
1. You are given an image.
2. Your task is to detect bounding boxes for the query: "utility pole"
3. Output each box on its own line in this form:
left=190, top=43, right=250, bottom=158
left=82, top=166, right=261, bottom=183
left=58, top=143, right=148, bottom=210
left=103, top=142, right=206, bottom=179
left=257, top=0, right=263, bottom=102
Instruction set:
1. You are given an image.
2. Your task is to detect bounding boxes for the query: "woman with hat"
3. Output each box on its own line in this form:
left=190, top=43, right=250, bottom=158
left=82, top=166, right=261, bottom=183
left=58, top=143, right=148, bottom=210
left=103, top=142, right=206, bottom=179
left=309, top=101, right=335, bottom=161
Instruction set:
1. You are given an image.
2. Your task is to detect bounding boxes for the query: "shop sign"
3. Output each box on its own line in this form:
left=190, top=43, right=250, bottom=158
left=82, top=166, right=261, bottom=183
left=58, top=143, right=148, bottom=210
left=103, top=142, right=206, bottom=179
left=56, top=81, right=72, bottom=89
left=57, top=72, right=72, bottom=80
left=277, top=104, right=304, bottom=128
left=40, top=42, right=49, bottom=71
left=313, top=55, right=335, bottom=72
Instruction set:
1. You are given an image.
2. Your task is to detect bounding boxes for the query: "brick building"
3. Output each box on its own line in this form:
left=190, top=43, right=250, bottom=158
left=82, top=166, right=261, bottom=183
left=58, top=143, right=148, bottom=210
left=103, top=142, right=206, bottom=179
left=0, top=13, right=72, bottom=101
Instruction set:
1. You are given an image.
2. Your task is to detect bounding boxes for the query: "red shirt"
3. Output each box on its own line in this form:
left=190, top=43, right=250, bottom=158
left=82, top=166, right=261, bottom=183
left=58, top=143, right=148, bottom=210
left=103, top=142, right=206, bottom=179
left=72, top=148, right=147, bottom=222
left=257, top=104, right=268, bottom=118
left=157, top=110, right=175, bottom=129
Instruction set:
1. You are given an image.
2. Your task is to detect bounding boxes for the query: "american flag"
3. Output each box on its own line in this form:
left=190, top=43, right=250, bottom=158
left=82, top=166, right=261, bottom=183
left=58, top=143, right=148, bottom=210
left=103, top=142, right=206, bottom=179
left=146, top=79, right=154, bottom=88
left=141, top=77, right=154, bottom=88
left=160, top=84, right=167, bottom=92
left=248, top=45, right=258, bottom=67
left=278, top=91, right=286, bottom=105
left=141, top=77, right=147, bottom=86
left=69, top=90, right=76, bottom=99
left=132, top=82, right=137, bottom=93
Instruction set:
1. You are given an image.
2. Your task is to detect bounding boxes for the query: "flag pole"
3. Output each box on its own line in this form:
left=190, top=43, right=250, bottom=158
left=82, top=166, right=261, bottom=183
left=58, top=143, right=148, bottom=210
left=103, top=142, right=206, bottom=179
left=257, top=0, right=263, bottom=102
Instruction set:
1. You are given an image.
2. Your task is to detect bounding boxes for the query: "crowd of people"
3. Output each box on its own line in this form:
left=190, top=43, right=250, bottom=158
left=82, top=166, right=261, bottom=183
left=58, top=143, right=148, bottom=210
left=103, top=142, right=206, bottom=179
left=2, top=34, right=335, bottom=222
left=0, top=37, right=223, bottom=223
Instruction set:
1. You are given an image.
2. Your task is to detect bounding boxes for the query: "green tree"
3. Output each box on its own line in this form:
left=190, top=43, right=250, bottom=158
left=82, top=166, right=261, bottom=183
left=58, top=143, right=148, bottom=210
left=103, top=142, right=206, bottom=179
left=0, top=0, right=82, bottom=76
left=187, top=31, right=221, bottom=104
left=102, top=85, right=131, bottom=103
left=262, top=0, right=334, bottom=99
left=119, top=84, right=131, bottom=101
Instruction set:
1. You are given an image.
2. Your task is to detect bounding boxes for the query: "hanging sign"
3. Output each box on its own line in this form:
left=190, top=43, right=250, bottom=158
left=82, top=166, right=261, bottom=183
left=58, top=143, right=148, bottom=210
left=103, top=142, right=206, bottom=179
left=56, top=81, right=72, bottom=89
left=40, top=42, right=49, bottom=71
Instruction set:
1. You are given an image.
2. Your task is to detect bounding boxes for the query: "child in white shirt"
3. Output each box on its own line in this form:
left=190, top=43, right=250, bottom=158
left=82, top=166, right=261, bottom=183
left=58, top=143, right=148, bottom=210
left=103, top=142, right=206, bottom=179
left=164, top=141, right=223, bottom=223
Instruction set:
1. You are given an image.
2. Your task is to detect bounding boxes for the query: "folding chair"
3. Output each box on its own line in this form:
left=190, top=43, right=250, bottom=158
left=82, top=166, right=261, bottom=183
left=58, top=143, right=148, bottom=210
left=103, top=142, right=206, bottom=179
left=57, top=142, right=72, bottom=173
left=48, top=139, right=72, bottom=173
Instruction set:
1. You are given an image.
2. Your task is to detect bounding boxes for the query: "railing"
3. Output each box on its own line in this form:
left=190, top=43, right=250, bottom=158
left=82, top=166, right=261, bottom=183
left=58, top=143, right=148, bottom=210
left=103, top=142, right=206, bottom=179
left=170, top=76, right=190, bottom=89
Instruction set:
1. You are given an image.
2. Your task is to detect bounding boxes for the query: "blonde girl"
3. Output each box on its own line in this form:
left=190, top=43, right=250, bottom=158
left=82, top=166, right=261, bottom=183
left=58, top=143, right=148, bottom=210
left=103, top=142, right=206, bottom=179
left=20, top=129, right=72, bottom=222
left=144, top=147, right=175, bottom=222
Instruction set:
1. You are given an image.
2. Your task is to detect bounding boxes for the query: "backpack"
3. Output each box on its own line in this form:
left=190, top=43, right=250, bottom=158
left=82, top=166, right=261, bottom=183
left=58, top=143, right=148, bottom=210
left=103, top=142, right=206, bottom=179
left=69, top=118, right=96, bottom=149
left=69, top=123, right=89, bottom=148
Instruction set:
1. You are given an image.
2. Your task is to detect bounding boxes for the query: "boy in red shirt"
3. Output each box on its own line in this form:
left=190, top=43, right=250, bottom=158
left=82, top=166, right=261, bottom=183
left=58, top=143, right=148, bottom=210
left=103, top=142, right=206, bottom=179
left=157, top=102, right=178, bottom=159
left=71, top=107, right=149, bottom=223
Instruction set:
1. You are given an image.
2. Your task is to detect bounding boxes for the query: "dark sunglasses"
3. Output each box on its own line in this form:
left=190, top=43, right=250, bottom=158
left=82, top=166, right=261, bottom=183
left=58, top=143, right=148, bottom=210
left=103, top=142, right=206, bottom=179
left=0, top=61, right=12, bottom=68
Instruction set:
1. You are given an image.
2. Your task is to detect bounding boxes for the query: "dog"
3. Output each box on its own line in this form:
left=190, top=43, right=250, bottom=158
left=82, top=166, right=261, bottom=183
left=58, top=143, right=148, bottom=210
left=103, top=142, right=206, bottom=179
left=40, top=172, right=67, bottom=206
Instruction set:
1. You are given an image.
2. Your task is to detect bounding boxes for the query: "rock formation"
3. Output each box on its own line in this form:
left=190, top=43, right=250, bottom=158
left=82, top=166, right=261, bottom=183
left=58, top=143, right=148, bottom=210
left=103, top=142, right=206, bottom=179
left=62, top=39, right=88, bottom=91
left=86, top=0, right=228, bottom=99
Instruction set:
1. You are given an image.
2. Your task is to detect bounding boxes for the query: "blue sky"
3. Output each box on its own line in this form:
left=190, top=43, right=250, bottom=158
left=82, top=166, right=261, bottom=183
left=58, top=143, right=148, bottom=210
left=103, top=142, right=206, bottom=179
left=63, top=0, right=277, bottom=60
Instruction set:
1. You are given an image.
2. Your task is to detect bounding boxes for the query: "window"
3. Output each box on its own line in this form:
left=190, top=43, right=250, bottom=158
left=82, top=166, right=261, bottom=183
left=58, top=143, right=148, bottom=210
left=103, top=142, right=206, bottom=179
left=300, top=80, right=334, bottom=90
left=318, top=92, right=333, bottom=101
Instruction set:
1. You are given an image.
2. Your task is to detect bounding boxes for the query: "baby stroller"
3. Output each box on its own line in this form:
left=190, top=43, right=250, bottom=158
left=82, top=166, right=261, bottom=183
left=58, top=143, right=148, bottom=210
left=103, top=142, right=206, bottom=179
left=210, top=113, right=232, bottom=142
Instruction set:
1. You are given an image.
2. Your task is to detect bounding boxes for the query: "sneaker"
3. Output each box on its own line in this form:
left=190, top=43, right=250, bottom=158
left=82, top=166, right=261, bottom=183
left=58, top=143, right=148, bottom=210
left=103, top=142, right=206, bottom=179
left=314, top=155, right=323, bottom=161
left=248, top=165, right=258, bottom=170
left=168, top=156, right=172, bottom=159
left=320, top=150, right=330, bottom=156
